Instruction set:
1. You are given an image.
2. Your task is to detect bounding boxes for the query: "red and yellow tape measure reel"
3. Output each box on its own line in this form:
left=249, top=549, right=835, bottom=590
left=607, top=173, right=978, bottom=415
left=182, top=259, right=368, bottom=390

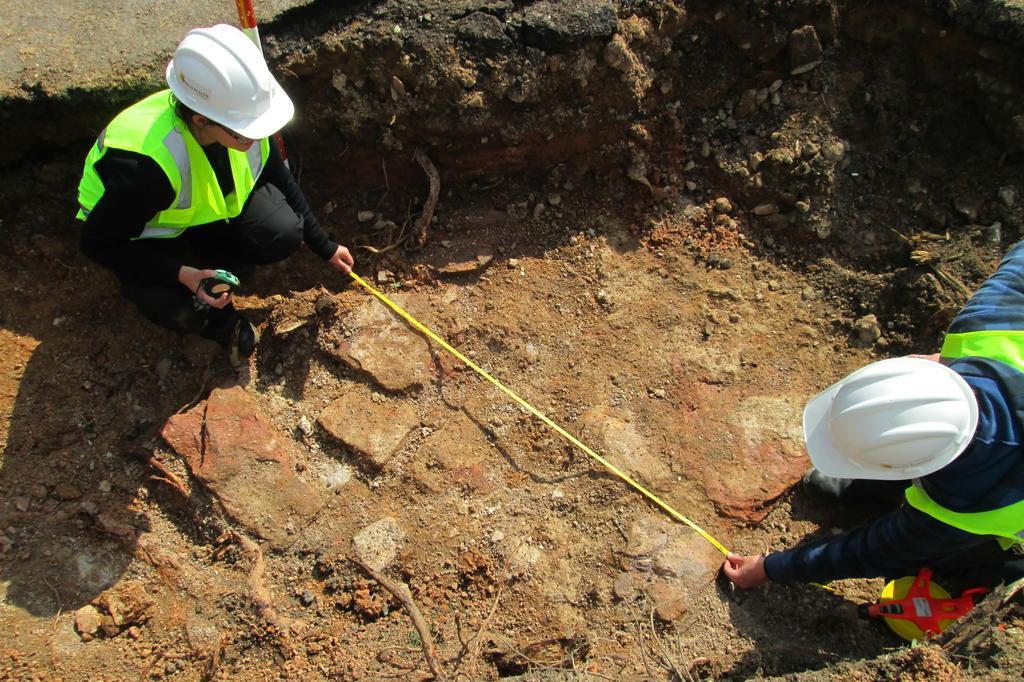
left=862, top=567, right=987, bottom=641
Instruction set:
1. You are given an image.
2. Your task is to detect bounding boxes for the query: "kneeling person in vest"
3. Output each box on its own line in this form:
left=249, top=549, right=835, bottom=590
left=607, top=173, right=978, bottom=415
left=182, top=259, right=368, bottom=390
left=76, top=24, right=354, bottom=363
left=723, top=241, right=1024, bottom=590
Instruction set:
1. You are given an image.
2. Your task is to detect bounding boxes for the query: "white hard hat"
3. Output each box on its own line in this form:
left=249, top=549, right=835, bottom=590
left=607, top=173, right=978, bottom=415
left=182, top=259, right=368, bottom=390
left=803, top=357, right=978, bottom=480
left=166, top=24, right=294, bottom=139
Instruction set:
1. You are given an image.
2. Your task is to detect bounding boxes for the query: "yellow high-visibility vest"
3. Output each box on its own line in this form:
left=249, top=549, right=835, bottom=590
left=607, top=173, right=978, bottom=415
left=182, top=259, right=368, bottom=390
left=904, top=331, right=1024, bottom=548
left=76, top=90, right=269, bottom=238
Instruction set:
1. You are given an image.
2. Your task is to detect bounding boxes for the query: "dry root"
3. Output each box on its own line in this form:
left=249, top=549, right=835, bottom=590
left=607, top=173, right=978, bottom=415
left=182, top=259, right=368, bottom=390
left=412, top=150, right=441, bottom=248
left=353, top=556, right=446, bottom=680
left=233, top=532, right=300, bottom=635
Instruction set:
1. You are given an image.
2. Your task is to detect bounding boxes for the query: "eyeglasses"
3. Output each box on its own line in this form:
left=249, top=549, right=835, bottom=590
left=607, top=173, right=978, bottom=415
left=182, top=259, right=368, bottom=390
left=213, top=121, right=252, bottom=144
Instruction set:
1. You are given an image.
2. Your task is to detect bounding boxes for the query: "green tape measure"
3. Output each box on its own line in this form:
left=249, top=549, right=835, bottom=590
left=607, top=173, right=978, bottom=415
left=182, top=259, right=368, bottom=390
left=200, top=269, right=240, bottom=298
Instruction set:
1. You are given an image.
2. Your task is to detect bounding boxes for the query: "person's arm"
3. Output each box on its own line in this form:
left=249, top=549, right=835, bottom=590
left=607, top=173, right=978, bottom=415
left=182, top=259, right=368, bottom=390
left=760, top=504, right=992, bottom=585
left=79, top=149, right=182, bottom=284
left=258, top=139, right=337, bottom=259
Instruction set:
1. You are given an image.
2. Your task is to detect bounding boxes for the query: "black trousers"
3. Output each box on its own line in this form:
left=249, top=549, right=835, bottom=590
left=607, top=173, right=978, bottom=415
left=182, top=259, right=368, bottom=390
left=119, top=184, right=302, bottom=338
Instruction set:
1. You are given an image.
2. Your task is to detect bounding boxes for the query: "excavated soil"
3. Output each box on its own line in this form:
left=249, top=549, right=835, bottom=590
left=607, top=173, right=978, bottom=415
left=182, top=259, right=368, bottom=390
left=1, top=1, right=1023, bottom=680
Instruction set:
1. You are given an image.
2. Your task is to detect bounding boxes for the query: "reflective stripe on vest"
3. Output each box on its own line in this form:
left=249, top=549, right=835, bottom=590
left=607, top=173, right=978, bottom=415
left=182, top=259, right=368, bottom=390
left=906, top=482, right=1024, bottom=546
left=941, top=330, right=1024, bottom=376
left=902, top=328, right=1024, bottom=545
left=136, top=126, right=194, bottom=239
left=75, top=89, right=269, bottom=237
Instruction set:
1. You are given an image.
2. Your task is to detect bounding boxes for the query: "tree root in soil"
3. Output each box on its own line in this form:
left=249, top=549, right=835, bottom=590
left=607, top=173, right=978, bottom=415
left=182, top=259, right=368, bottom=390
left=126, top=446, right=301, bottom=641
left=352, top=557, right=446, bottom=681
left=232, top=532, right=301, bottom=636
left=125, top=447, right=191, bottom=499
left=412, top=150, right=440, bottom=248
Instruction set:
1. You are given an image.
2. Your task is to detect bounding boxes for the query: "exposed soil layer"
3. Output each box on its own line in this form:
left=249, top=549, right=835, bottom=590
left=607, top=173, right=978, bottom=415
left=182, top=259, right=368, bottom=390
left=1, top=1, right=1023, bottom=680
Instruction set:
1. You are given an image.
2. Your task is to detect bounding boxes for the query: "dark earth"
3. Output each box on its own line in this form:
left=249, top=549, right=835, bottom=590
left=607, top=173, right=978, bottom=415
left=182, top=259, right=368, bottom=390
left=1, top=1, right=1023, bottom=679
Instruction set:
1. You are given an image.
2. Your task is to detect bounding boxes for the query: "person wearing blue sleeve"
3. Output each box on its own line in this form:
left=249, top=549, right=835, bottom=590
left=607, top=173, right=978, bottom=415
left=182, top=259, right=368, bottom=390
left=723, top=242, right=1024, bottom=590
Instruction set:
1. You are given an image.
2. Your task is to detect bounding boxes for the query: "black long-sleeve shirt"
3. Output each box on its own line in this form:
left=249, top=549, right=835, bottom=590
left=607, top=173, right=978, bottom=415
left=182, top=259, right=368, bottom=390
left=80, top=138, right=337, bottom=284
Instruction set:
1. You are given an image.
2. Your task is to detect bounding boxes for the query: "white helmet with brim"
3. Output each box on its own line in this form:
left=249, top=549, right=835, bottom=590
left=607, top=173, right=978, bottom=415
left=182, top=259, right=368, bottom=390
left=166, top=24, right=294, bottom=139
left=803, top=357, right=978, bottom=480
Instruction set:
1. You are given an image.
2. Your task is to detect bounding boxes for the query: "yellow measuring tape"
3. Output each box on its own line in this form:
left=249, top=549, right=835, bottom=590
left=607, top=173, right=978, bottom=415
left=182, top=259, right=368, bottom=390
left=348, top=271, right=731, bottom=556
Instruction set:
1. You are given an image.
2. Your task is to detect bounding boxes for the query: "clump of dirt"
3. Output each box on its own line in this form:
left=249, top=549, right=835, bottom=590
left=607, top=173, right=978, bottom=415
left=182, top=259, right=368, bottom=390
left=1, top=1, right=1023, bottom=680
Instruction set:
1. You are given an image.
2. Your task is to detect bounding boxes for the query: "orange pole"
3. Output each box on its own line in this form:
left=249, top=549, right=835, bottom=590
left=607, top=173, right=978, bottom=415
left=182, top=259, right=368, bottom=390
left=234, top=0, right=290, bottom=166
left=235, top=0, right=261, bottom=50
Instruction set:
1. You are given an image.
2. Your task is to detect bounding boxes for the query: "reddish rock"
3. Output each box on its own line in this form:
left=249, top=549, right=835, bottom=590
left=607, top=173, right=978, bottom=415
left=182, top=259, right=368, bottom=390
left=412, top=411, right=501, bottom=493
left=318, top=387, right=419, bottom=469
left=93, top=580, right=154, bottom=630
left=648, top=579, right=688, bottom=622
left=74, top=605, right=102, bottom=641
left=161, top=387, right=325, bottom=547
left=703, top=439, right=807, bottom=522
left=662, top=393, right=808, bottom=524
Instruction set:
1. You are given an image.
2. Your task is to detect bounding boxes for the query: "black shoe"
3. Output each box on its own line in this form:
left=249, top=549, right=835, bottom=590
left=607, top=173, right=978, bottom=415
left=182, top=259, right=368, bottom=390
left=229, top=316, right=260, bottom=366
left=801, top=467, right=854, bottom=499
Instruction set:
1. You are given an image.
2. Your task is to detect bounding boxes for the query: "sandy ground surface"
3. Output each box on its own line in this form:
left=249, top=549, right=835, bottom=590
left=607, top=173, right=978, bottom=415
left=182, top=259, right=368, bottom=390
left=0, top=1, right=1022, bottom=679
left=0, top=0, right=313, bottom=99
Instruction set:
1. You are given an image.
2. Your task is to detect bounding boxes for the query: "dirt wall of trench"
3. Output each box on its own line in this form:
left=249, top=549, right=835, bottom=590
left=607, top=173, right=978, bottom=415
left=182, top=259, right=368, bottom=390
left=7, top=1, right=1024, bottom=275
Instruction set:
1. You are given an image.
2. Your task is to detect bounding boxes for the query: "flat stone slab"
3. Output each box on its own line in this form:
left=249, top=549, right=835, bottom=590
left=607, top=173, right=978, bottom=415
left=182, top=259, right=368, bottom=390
left=619, top=515, right=721, bottom=621
left=411, top=410, right=501, bottom=494
left=318, top=386, right=419, bottom=469
left=161, top=386, right=325, bottom=548
left=702, top=396, right=808, bottom=523
left=325, top=297, right=433, bottom=392
left=580, top=405, right=672, bottom=486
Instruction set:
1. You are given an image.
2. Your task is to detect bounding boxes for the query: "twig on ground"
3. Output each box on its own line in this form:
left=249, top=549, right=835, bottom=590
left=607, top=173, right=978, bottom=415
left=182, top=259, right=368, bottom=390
left=353, top=556, right=446, bottom=680
left=648, top=603, right=684, bottom=681
left=929, top=264, right=973, bottom=299
left=232, top=532, right=298, bottom=635
left=888, top=228, right=973, bottom=300
left=42, top=573, right=63, bottom=632
left=412, top=150, right=441, bottom=248
left=482, top=635, right=587, bottom=673
left=625, top=602, right=653, bottom=679
left=471, top=177, right=504, bottom=192
left=125, top=448, right=190, bottom=499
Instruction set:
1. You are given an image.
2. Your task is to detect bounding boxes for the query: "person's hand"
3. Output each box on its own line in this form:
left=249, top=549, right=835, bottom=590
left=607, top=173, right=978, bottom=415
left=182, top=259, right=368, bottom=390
left=722, top=553, right=769, bottom=589
left=178, top=265, right=232, bottom=309
left=327, top=245, right=354, bottom=274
